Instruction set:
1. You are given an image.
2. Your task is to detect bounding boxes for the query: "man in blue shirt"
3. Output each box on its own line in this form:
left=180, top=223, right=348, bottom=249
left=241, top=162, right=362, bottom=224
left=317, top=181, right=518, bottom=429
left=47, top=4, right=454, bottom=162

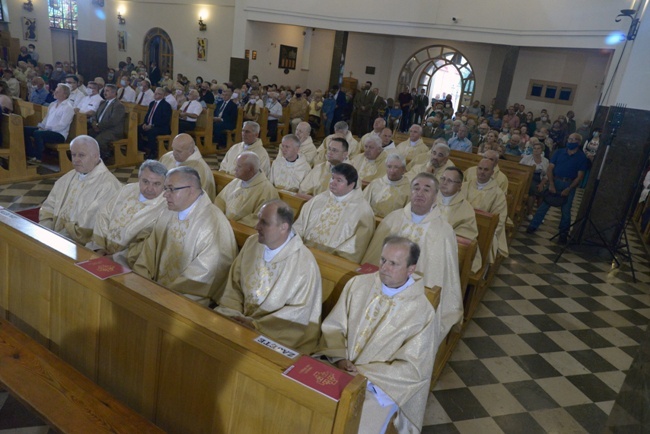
left=526, top=133, right=589, bottom=243
left=448, top=125, right=473, bottom=153
left=29, top=77, right=49, bottom=105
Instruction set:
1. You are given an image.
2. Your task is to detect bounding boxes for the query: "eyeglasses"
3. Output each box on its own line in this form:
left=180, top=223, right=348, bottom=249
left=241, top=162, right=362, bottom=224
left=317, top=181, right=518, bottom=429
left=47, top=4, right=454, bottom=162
left=163, top=185, right=191, bottom=193
left=439, top=176, right=461, bottom=184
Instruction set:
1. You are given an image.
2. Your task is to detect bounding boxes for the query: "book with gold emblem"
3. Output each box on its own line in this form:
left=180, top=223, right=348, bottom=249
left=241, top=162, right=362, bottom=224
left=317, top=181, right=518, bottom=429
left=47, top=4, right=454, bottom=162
left=76, top=256, right=131, bottom=280
left=282, top=355, right=354, bottom=401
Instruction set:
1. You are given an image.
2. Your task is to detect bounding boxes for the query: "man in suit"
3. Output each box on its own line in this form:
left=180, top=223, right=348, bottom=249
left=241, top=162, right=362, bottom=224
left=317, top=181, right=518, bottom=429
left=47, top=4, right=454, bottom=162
left=212, top=88, right=238, bottom=148
left=88, top=84, right=125, bottom=162
left=149, top=61, right=161, bottom=87
left=331, top=85, right=347, bottom=134
left=414, top=89, right=429, bottom=125
left=138, top=87, right=172, bottom=159
left=352, top=81, right=375, bottom=136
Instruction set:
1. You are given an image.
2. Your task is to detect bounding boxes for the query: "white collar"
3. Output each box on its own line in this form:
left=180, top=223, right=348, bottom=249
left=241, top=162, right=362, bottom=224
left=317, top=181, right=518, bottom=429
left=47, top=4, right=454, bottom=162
left=263, top=230, right=295, bottom=262
left=476, top=180, right=490, bottom=190
left=138, top=193, right=148, bottom=202
left=241, top=171, right=260, bottom=188
left=381, top=275, right=415, bottom=297
left=441, top=192, right=458, bottom=205
left=332, top=189, right=353, bottom=202
left=177, top=193, right=202, bottom=221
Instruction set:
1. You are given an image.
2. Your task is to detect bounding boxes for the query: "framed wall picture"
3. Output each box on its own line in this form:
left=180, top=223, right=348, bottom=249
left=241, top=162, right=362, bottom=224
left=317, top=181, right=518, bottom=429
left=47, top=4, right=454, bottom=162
left=278, top=44, right=297, bottom=70
left=197, top=38, right=207, bottom=61
left=118, top=31, right=126, bottom=52
left=22, top=17, right=37, bottom=41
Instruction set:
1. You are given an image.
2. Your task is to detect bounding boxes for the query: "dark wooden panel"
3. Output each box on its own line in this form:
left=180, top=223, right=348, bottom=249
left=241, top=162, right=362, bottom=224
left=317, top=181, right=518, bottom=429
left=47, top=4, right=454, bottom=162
left=76, top=40, right=107, bottom=84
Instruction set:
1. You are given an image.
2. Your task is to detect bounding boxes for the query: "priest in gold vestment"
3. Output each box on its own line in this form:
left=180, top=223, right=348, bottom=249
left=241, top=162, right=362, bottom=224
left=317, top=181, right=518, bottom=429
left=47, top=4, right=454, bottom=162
left=350, top=135, right=388, bottom=183
left=437, top=167, right=481, bottom=273
left=406, top=141, right=455, bottom=181
left=269, top=134, right=311, bottom=192
left=299, top=136, right=351, bottom=196
left=214, top=152, right=279, bottom=227
left=159, top=133, right=217, bottom=201
left=294, top=163, right=374, bottom=263
left=463, top=157, right=509, bottom=261
left=318, top=236, right=436, bottom=434
left=363, top=173, right=462, bottom=343
left=395, top=124, right=429, bottom=162
left=215, top=200, right=322, bottom=353
left=463, top=150, right=509, bottom=194
left=312, top=121, right=360, bottom=165
left=39, top=135, right=121, bottom=245
left=87, top=160, right=167, bottom=266
left=133, top=166, right=237, bottom=306
left=363, top=154, right=411, bottom=218
left=358, top=117, right=386, bottom=152
left=296, top=122, right=318, bottom=166
left=219, top=121, right=271, bottom=177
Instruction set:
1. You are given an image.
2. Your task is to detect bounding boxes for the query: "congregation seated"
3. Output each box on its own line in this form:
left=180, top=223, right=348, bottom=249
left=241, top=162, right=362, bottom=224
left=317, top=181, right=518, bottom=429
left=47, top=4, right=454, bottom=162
left=462, top=157, right=509, bottom=261
left=163, top=86, right=178, bottom=110
left=463, top=149, right=509, bottom=194
left=386, top=101, right=402, bottom=131
left=269, top=134, right=311, bottom=192
left=407, top=141, right=455, bottom=181
left=350, top=135, right=387, bottom=183
left=39, top=135, right=121, bottom=245
left=359, top=117, right=386, bottom=150
left=135, top=79, right=154, bottom=106
left=160, top=133, right=216, bottom=200
left=23, top=83, right=75, bottom=164
left=138, top=87, right=172, bottom=159
left=471, top=122, right=490, bottom=149
left=295, top=121, right=318, bottom=166
left=178, top=89, right=203, bottom=133
left=88, top=83, right=126, bottom=161
left=132, top=166, right=237, bottom=306
left=220, top=121, right=271, bottom=176
left=3, top=69, right=19, bottom=98
left=422, top=117, right=445, bottom=140
left=75, top=81, right=103, bottom=117
left=117, top=75, right=136, bottom=103
left=314, top=121, right=360, bottom=164
left=0, top=80, right=12, bottom=114
left=317, top=236, right=436, bottom=434
left=215, top=151, right=278, bottom=227
left=265, top=90, right=283, bottom=142
left=214, top=199, right=322, bottom=354
left=294, top=163, right=374, bottom=263
left=363, top=153, right=411, bottom=218
left=363, top=172, right=462, bottom=343
left=29, top=77, right=49, bottom=106
left=299, top=136, right=351, bottom=196
left=504, top=133, right=524, bottom=156
left=437, top=167, right=482, bottom=273
left=379, top=127, right=396, bottom=150
left=86, top=159, right=167, bottom=265
left=212, top=88, right=238, bottom=148
left=288, top=87, right=309, bottom=133
left=395, top=124, right=428, bottom=162
left=448, top=125, right=473, bottom=153
left=242, top=90, right=264, bottom=122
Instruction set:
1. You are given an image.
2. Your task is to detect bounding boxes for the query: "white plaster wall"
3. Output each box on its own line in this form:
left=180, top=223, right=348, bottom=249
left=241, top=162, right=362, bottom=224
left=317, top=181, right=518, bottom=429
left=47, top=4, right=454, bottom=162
left=508, top=47, right=611, bottom=121
left=245, top=22, right=334, bottom=90
left=3, top=0, right=61, bottom=65
left=342, top=33, right=395, bottom=95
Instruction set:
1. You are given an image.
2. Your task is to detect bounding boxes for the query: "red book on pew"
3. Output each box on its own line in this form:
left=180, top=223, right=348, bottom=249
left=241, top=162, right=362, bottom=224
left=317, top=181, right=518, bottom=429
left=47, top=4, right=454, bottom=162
left=356, top=263, right=379, bottom=274
left=76, top=256, right=131, bottom=280
left=282, top=355, right=354, bottom=401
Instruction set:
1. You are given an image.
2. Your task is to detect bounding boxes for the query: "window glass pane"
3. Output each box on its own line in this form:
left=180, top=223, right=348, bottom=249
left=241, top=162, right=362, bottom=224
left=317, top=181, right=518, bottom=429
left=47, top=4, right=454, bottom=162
left=50, top=0, right=78, bottom=31
left=545, top=86, right=557, bottom=99
left=559, top=87, right=572, bottom=101
left=530, top=84, right=543, bottom=97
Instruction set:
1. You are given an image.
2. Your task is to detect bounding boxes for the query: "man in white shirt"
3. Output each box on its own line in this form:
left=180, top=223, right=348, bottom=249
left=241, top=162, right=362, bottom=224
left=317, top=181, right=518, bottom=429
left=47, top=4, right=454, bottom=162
left=75, top=81, right=104, bottom=117
left=23, top=83, right=75, bottom=163
left=178, top=89, right=203, bottom=133
left=265, top=91, right=283, bottom=142
left=117, top=75, right=136, bottom=103
left=64, top=75, right=86, bottom=108
left=135, top=79, right=154, bottom=106
left=163, top=86, right=178, bottom=110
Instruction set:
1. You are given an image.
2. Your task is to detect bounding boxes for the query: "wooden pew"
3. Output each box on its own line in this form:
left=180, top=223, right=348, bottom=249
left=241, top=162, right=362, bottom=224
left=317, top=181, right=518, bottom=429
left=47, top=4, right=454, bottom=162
left=258, top=107, right=270, bottom=147
left=223, top=108, right=243, bottom=150
left=0, top=209, right=366, bottom=434
left=273, top=106, right=290, bottom=146
left=112, top=111, right=144, bottom=168
left=189, top=107, right=216, bottom=156
left=0, top=113, right=37, bottom=184
left=46, top=111, right=88, bottom=173
left=13, top=99, right=47, bottom=127
left=0, top=318, right=163, bottom=433
left=464, top=210, right=499, bottom=321
left=156, top=109, right=180, bottom=158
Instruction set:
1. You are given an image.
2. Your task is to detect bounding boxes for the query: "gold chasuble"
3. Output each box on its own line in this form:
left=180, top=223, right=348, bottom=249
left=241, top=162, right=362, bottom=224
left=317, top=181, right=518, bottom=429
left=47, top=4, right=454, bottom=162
left=219, top=139, right=271, bottom=177
left=351, top=152, right=388, bottom=183
left=437, top=193, right=482, bottom=273
left=215, top=234, right=322, bottom=353
left=293, top=189, right=375, bottom=263
left=132, top=193, right=237, bottom=306
left=313, top=132, right=360, bottom=165
left=362, top=204, right=462, bottom=343
left=299, top=161, right=334, bottom=196
left=88, top=183, right=166, bottom=264
left=406, top=158, right=455, bottom=181
left=463, top=179, right=509, bottom=261
left=160, top=150, right=217, bottom=201
left=214, top=172, right=279, bottom=227
left=39, top=161, right=121, bottom=245
left=464, top=165, right=509, bottom=195
left=363, top=175, right=411, bottom=218
left=395, top=139, right=429, bottom=162
left=319, top=273, right=436, bottom=432
left=269, top=155, right=311, bottom=192
left=299, top=136, right=318, bottom=167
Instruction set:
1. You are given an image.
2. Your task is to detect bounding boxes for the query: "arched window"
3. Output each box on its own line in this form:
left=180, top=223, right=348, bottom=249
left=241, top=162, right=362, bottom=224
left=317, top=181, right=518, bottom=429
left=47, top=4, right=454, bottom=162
left=48, top=0, right=78, bottom=31
left=397, top=45, right=476, bottom=112
left=143, top=28, right=174, bottom=79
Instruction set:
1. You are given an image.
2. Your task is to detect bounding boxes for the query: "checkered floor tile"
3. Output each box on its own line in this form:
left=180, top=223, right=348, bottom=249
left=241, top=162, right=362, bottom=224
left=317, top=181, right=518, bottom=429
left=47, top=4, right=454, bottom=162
left=0, top=162, right=648, bottom=433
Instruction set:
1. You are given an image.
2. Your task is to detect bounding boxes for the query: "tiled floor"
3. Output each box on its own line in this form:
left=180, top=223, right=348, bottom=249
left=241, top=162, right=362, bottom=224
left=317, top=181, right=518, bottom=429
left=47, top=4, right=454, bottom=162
left=0, top=161, right=648, bottom=433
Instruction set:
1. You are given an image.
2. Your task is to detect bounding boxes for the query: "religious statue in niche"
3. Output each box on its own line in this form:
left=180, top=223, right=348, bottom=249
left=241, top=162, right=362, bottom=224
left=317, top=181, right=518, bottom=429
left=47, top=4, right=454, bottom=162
left=197, top=38, right=207, bottom=61
left=118, top=31, right=126, bottom=52
left=22, top=17, right=37, bottom=41
left=278, top=45, right=297, bottom=70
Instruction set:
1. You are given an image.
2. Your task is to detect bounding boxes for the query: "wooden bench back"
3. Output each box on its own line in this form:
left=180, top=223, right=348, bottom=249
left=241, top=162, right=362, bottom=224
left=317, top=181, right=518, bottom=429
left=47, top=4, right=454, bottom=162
left=473, top=209, right=499, bottom=274
left=456, top=235, right=477, bottom=297
left=13, top=99, right=46, bottom=127
left=156, top=109, right=180, bottom=157
left=0, top=113, right=37, bottom=184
